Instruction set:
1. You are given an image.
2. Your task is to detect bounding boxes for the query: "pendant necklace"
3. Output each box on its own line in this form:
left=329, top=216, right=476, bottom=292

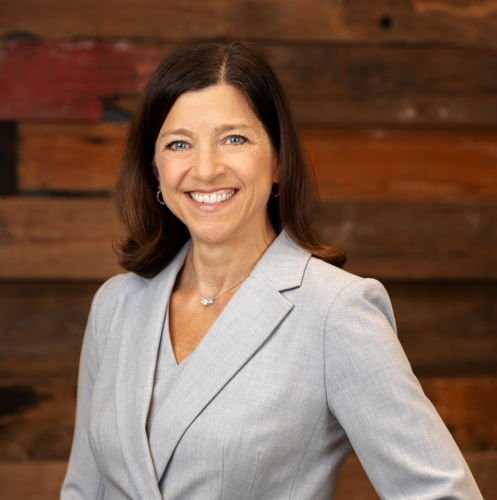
left=188, top=252, right=249, bottom=306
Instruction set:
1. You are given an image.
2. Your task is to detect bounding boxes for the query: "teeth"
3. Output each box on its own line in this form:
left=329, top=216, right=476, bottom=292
left=190, top=190, right=235, bottom=205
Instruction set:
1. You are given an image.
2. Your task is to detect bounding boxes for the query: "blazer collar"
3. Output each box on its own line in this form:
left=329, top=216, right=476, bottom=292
left=115, top=230, right=311, bottom=498
left=255, top=229, right=312, bottom=291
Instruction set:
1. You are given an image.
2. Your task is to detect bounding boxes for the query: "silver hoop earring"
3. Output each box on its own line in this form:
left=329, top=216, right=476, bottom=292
left=156, top=187, right=166, bottom=205
left=271, top=184, right=280, bottom=198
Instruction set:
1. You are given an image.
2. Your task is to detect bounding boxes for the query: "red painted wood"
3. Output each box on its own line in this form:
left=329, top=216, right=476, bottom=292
left=0, top=41, right=136, bottom=120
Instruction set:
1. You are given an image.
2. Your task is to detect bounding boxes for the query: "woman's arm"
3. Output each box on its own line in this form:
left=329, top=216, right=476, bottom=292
left=61, top=283, right=110, bottom=500
left=324, top=278, right=482, bottom=500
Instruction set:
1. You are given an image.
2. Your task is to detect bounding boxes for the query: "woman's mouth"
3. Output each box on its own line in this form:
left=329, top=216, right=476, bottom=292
left=189, top=189, right=236, bottom=205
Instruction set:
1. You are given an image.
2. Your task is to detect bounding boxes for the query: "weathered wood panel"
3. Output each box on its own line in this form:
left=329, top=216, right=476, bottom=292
left=386, top=282, right=497, bottom=377
left=1, top=282, right=495, bottom=381
left=0, top=385, right=76, bottom=460
left=0, top=380, right=494, bottom=463
left=0, top=41, right=136, bottom=120
left=18, top=123, right=123, bottom=192
left=17, top=124, right=497, bottom=200
left=319, top=201, right=497, bottom=280
left=421, top=378, right=497, bottom=452
left=1, top=198, right=496, bottom=279
left=0, top=198, right=122, bottom=279
left=3, top=41, right=497, bottom=125
left=1, top=0, right=497, bottom=47
left=0, top=282, right=100, bottom=382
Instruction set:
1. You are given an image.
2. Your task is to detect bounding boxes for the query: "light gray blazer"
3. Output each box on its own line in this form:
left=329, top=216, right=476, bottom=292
left=61, top=231, right=481, bottom=500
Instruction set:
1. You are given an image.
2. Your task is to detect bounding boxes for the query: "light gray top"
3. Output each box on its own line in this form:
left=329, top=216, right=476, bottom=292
left=61, top=230, right=483, bottom=500
left=146, top=306, right=188, bottom=440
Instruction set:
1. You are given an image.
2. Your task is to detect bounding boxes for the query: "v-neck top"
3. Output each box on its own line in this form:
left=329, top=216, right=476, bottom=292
left=146, top=305, right=189, bottom=438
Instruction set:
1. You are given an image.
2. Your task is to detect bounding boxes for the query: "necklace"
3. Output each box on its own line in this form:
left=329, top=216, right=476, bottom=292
left=188, top=252, right=249, bottom=306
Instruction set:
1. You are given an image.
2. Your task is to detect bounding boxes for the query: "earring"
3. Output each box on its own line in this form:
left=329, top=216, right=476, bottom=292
left=271, top=184, right=280, bottom=198
left=156, top=187, right=166, bottom=205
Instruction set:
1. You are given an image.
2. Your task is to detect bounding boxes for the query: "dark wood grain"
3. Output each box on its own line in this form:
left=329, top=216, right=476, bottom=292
left=0, top=198, right=122, bottom=279
left=319, top=201, right=497, bottom=280
left=1, top=0, right=497, bottom=47
left=0, top=282, right=101, bottom=382
left=17, top=124, right=497, bottom=200
left=386, top=282, right=497, bottom=377
left=3, top=41, right=497, bottom=125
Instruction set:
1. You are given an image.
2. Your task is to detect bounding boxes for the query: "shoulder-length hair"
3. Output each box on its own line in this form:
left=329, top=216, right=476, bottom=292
left=115, top=40, right=345, bottom=278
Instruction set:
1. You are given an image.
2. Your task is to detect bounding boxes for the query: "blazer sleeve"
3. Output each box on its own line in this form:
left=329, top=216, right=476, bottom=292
left=61, top=282, right=109, bottom=500
left=324, top=278, right=482, bottom=500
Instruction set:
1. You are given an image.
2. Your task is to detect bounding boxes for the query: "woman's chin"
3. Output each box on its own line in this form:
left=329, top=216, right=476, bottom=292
left=189, top=223, right=238, bottom=246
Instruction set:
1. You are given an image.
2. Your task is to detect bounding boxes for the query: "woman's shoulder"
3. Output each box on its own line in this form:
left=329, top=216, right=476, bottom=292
left=95, top=272, right=148, bottom=306
left=303, top=257, right=392, bottom=318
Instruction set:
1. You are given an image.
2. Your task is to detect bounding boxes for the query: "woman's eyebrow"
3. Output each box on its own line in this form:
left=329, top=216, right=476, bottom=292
left=159, top=128, right=193, bottom=139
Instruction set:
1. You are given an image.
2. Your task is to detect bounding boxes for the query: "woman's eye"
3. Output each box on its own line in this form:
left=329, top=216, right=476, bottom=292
left=167, top=141, right=188, bottom=151
left=226, top=135, right=246, bottom=145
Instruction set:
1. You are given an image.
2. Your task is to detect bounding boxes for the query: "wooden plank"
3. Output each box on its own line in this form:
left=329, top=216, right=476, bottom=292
left=18, top=123, right=124, bottom=192
left=0, top=198, right=122, bottom=279
left=0, top=41, right=137, bottom=121
left=4, top=41, right=497, bottom=126
left=319, top=201, right=497, bottom=280
left=0, top=461, right=67, bottom=500
left=0, top=380, right=494, bottom=464
left=1, top=0, right=497, bottom=47
left=0, top=453, right=494, bottom=500
left=300, top=128, right=497, bottom=200
left=1, top=282, right=496, bottom=381
left=0, top=384, right=76, bottom=461
left=386, top=282, right=497, bottom=377
left=1, top=198, right=496, bottom=279
left=0, top=123, right=16, bottom=195
left=420, top=378, right=497, bottom=453
left=0, top=282, right=101, bottom=382
left=17, top=124, right=497, bottom=200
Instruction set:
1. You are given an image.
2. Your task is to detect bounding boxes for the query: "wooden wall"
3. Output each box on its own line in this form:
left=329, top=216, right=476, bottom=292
left=0, top=1, right=496, bottom=498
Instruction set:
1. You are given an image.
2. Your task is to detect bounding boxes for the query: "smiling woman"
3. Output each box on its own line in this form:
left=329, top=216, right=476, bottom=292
left=61, top=41, right=482, bottom=500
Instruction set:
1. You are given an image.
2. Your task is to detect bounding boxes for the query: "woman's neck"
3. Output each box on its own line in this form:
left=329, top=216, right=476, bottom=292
left=185, top=215, right=277, bottom=297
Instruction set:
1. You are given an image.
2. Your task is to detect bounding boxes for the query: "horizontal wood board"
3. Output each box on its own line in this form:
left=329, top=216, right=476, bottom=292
left=0, top=198, right=122, bottom=279
left=1, top=198, right=496, bottom=279
left=1, top=282, right=496, bottom=381
left=0, top=453, right=495, bottom=500
left=0, top=379, right=495, bottom=462
left=3, top=42, right=497, bottom=125
left=319, top=200, right=497, bottom=280
left=1, top=0, right=497, bottom=47
left=16, top=123, right=497, bottom=200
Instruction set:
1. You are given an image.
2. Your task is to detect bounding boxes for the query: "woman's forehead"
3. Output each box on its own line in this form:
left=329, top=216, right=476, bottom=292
left=159, top=84, right=263, bottom=137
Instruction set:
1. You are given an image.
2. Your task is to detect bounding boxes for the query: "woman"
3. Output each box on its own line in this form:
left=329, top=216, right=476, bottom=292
left=62, top=41, right=481, bottom=499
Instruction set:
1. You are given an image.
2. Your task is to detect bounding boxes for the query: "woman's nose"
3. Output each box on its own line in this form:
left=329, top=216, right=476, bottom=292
left=191, top=145, right=224, bottom=182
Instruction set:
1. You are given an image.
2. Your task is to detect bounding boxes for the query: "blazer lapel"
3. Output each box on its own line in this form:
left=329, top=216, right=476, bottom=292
left=115, top=241, right=191, bottom=500
left=149, top=230, right=312, bottom=482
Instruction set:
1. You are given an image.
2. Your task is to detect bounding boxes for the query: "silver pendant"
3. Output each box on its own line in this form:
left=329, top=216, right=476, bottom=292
left=201, top=298, right=214, bottom=306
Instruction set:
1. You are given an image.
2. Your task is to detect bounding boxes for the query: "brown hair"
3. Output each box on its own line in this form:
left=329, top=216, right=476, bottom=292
left=115, top=40, right=345, bottom=278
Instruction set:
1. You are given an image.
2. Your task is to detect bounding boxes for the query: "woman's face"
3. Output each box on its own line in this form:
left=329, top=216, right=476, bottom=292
left=154, top=84, right=279, bottom=245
